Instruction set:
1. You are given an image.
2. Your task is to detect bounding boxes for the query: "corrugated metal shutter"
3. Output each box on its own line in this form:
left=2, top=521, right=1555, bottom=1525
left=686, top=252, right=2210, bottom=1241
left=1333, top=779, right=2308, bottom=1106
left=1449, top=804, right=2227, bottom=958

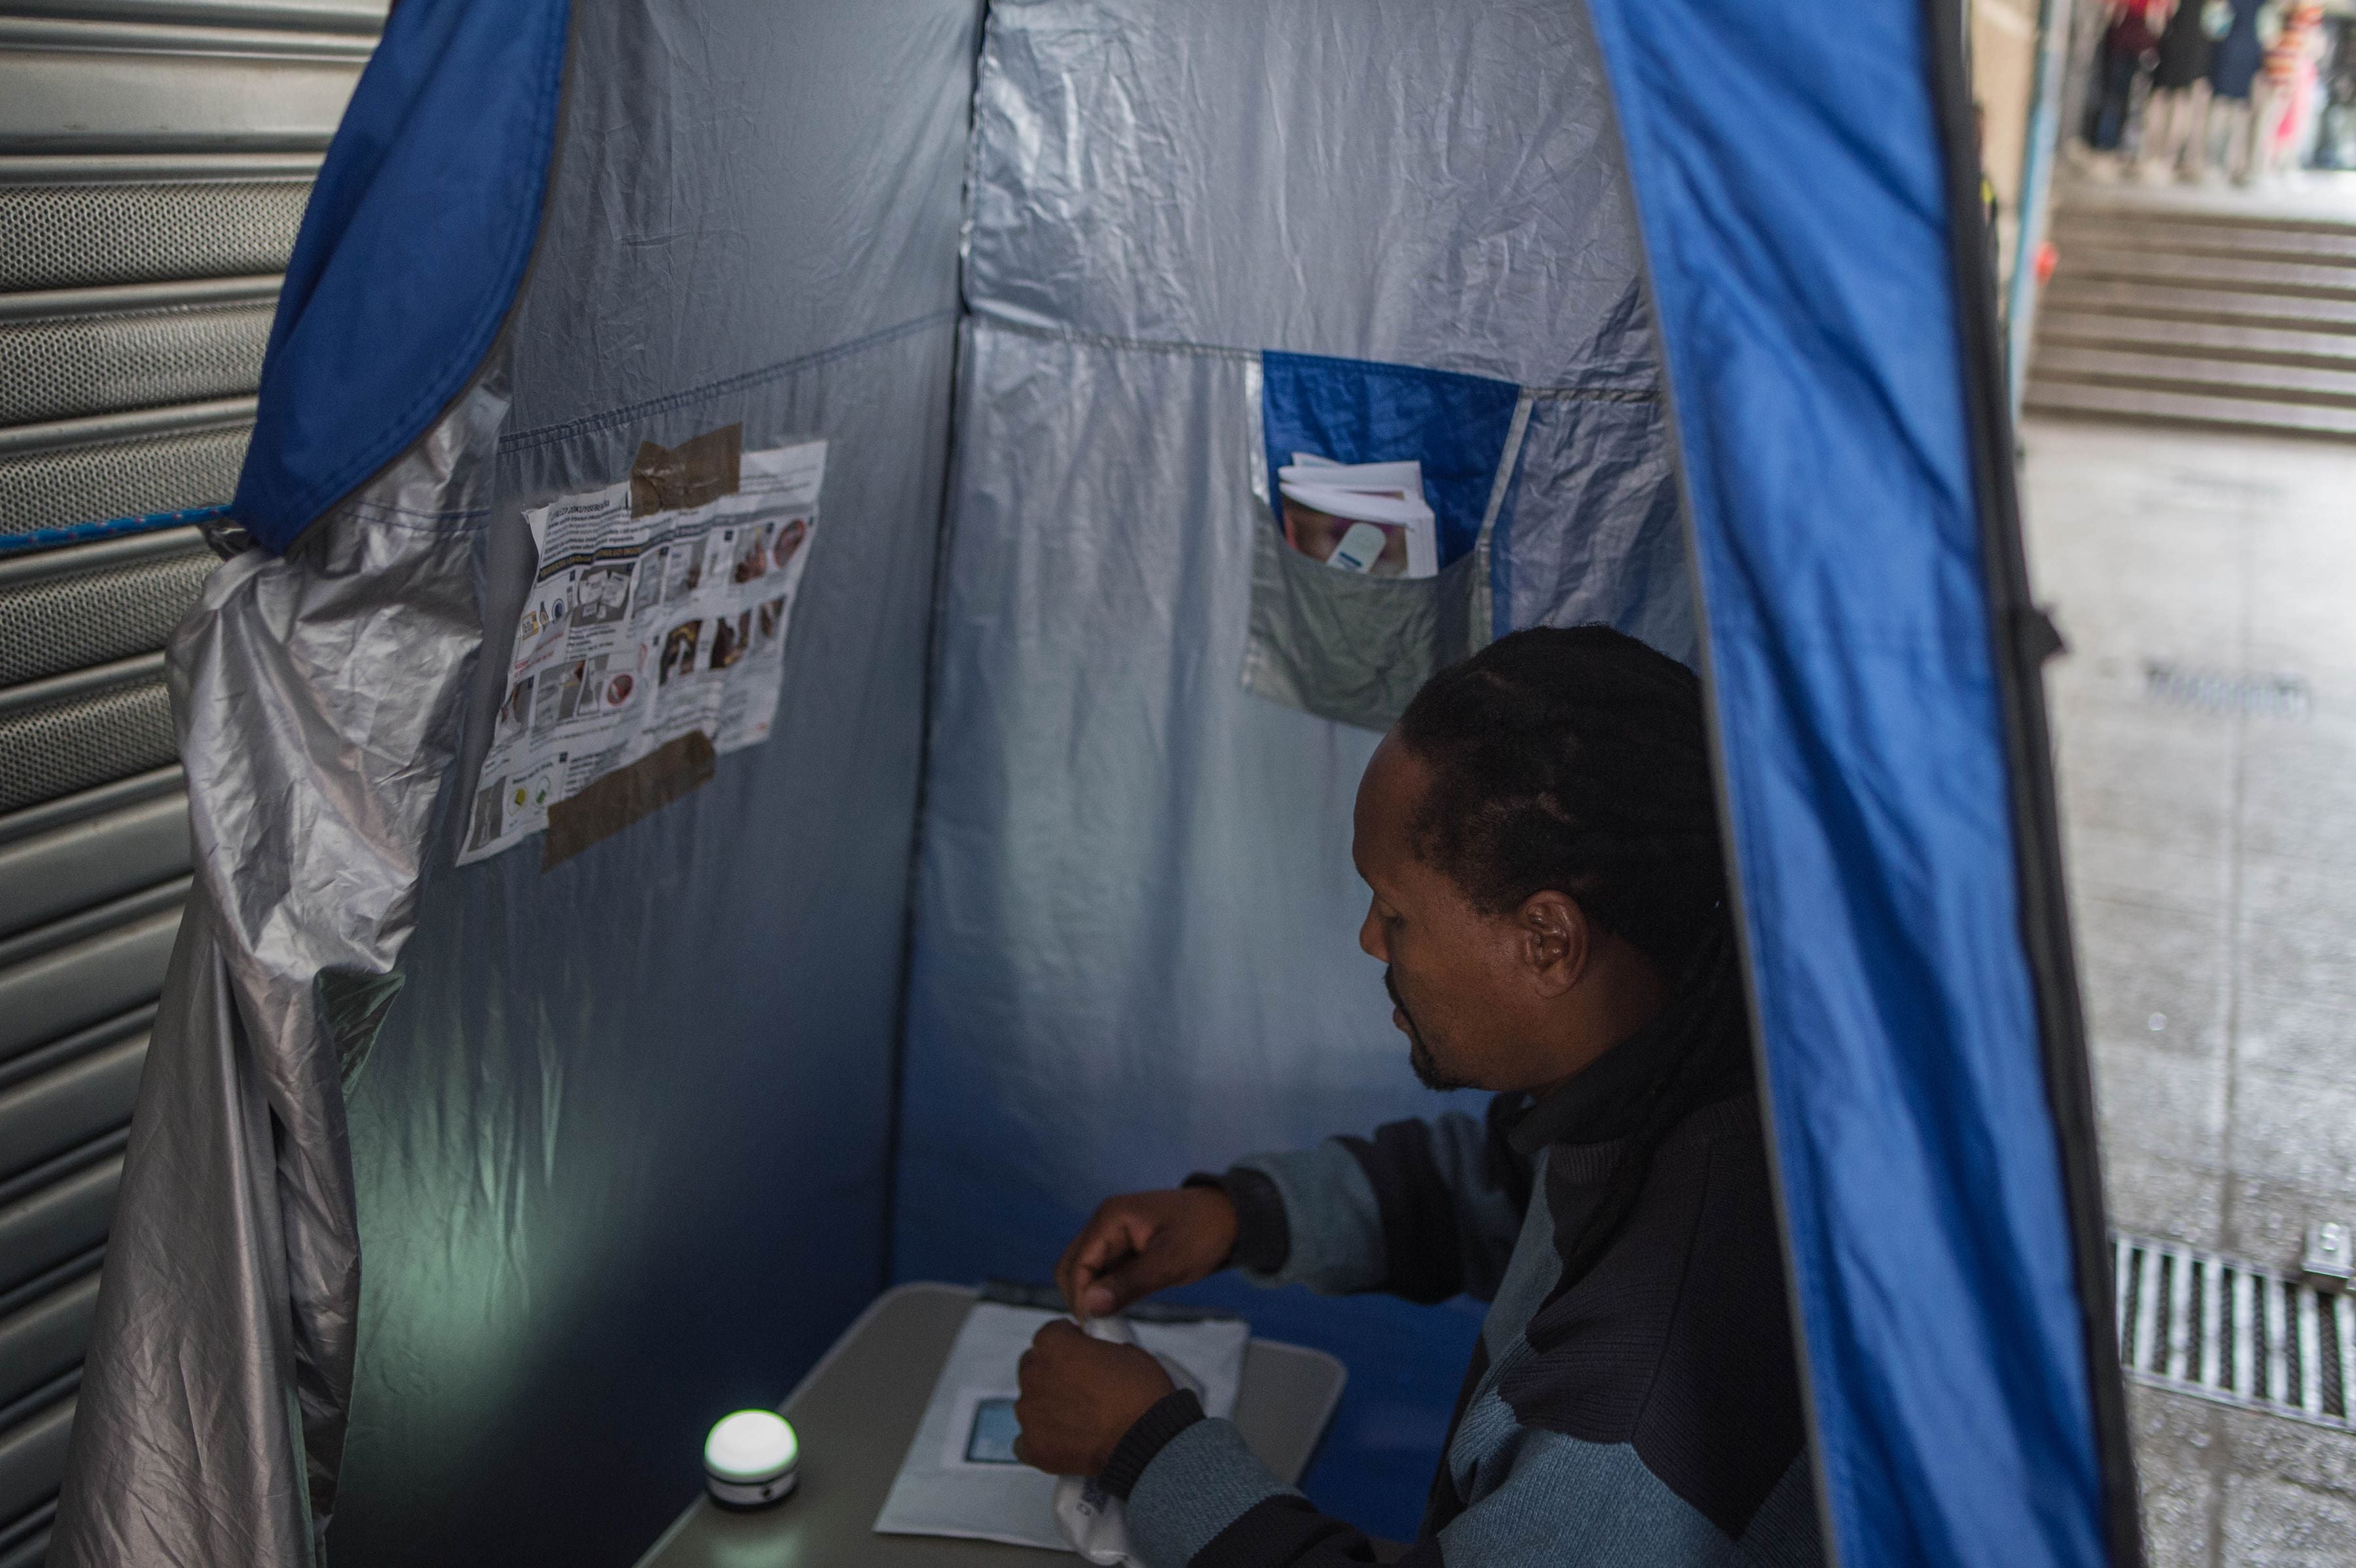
left=0, top=7, right=381, bottom=1563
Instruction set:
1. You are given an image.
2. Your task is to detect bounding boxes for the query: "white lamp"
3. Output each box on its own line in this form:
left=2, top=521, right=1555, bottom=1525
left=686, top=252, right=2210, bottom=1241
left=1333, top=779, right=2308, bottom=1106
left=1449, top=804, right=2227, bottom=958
left=703, top=1409, right=800, bottom=1508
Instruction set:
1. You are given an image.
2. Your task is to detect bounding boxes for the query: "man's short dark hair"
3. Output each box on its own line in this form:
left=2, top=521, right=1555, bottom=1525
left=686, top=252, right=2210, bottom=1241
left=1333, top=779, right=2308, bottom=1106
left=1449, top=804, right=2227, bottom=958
left=1395, top=624, right=1727, bottom=974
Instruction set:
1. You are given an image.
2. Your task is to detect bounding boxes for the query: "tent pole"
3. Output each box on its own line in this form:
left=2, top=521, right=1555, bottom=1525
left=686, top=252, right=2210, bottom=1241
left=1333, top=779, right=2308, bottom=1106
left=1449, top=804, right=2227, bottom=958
left=2007, top=0, right=2077, bottom=412
left=1919, top=0, right=2148, bottom=1562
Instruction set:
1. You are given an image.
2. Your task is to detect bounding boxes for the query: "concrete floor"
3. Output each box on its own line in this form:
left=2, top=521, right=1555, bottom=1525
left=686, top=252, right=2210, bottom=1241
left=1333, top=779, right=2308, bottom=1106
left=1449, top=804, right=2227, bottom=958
left=2019, top=418, right=2356, bottom=1566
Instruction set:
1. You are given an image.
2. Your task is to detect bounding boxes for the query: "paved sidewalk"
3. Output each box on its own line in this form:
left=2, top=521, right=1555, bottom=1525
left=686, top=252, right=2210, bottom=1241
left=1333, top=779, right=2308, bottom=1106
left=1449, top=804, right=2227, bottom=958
left=2020, top=418, right=2356, bottom=1566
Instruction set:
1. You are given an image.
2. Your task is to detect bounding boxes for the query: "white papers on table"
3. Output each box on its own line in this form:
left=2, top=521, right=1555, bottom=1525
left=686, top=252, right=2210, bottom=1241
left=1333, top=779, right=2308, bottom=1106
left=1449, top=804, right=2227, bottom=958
left=873, top=1303, right=1249, bottom=1551
left=1275, top=452, right=1438, bottom=579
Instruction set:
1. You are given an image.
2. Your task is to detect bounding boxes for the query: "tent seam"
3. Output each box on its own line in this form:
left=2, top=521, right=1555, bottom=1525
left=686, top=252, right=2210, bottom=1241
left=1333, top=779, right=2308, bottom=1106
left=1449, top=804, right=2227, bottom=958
left=496, top=309, right=960, bottom=455
left=974, top=313, right=1663, bottom=402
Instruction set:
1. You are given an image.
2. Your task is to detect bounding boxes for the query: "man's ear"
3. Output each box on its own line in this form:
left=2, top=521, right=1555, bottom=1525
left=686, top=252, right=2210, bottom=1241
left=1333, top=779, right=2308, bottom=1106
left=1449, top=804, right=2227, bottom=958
left=1518, top=891, right=1590, bottom=997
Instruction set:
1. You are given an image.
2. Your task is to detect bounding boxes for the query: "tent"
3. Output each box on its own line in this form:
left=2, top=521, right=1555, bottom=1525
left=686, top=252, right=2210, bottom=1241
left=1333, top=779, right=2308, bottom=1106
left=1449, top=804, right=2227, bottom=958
left=48, top=0, right=2139, bottom=1563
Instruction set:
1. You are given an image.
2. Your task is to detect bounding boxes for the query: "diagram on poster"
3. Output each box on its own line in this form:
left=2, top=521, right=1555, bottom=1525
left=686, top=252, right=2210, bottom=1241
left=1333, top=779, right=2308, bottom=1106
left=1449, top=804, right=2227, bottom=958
left=460, top=439, right=826, bottom=864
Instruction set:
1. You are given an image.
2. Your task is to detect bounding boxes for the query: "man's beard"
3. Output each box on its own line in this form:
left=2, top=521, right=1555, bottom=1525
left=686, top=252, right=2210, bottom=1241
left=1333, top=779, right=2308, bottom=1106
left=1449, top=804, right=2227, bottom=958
left=1387, top=967, right=1471, bottom=1093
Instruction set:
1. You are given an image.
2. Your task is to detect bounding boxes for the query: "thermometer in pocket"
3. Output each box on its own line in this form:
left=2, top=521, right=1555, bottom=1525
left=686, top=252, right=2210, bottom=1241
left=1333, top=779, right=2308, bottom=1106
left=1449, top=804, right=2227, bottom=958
left=1329, top=522, right=1387, bottom=573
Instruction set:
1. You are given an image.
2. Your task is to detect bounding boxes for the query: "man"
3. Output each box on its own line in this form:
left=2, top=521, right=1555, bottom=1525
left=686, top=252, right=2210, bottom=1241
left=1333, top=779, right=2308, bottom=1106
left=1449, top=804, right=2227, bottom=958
left=1012, top=626, right=1821, bottom=1567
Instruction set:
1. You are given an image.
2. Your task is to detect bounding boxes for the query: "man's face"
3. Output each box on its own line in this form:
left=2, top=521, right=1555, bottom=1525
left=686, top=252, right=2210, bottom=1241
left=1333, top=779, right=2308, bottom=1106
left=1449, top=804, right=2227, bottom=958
left=1353, top=737, right=1565, bottom=1094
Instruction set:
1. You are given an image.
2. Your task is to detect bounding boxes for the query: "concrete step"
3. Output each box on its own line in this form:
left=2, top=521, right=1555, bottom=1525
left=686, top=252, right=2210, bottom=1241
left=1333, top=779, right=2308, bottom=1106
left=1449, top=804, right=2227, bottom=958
left=2055, top=185, right=2356, bottom=236
left=2055, top=245, right=2356, bottom=300
left=2035, top=311, right=2356, bottom=370
left=2052, top=216, right=2356, bottom=267
left=2022, top=376, right=2356, bottom=438
left=2041, top=277, right=2356, bottom=332
left=2031, top=344, right=2356, bottom=407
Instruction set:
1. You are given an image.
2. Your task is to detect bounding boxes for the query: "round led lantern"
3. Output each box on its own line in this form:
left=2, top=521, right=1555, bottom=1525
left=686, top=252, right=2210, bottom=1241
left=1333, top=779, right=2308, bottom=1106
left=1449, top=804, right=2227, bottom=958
left=703, top=1410, right=800, bottom=1508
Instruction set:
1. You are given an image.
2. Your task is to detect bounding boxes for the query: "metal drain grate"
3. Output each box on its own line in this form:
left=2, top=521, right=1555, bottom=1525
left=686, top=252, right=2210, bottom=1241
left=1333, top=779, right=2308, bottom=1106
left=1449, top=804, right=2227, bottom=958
left=2143, top=660, right=2310, bottom=721
left=2115, top=1234, right=2353, bottom=1431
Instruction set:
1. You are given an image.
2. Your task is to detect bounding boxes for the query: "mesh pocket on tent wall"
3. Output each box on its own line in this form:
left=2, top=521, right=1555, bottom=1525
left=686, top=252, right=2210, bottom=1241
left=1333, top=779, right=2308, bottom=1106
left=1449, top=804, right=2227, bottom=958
left=1240, top=351, right=1527, bottom=732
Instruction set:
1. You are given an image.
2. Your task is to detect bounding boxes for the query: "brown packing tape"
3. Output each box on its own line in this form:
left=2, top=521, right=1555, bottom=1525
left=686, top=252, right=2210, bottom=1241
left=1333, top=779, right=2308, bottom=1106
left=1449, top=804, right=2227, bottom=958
left=630, top=423, right=743, bottom=517
left=542, top=730, right=717, bottom=870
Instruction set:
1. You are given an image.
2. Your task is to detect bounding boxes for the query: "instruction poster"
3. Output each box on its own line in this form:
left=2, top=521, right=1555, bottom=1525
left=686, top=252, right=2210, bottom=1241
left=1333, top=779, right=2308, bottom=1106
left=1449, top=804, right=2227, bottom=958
left=460, top=439, right=826, bottom=864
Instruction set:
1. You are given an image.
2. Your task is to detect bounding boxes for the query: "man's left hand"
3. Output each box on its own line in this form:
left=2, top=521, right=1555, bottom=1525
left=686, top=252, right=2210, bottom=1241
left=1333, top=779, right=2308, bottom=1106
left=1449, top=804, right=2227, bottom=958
left=1012, top=1320, right=1177, bottom=1476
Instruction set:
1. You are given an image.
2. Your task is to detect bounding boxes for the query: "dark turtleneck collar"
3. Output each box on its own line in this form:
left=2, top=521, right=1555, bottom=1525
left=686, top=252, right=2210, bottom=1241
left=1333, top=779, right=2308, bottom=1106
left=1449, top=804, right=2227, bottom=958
left=1499, top=1007, right=1750, bottom=1160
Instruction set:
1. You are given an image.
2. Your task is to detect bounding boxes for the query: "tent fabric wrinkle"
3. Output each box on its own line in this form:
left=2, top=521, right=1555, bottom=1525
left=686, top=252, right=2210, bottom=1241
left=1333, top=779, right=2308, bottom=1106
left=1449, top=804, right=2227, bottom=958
left=50, top=359, right=512, bottom=1567
left=963, top=0, right=1660, bottom=389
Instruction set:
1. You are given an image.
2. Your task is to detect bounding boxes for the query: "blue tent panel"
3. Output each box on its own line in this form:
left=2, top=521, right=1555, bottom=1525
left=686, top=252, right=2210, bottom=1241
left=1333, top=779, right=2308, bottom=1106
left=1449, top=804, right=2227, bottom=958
left=232, top=0, right=570, bottom=554
left=1582, top=0, right=2109, bottom=1562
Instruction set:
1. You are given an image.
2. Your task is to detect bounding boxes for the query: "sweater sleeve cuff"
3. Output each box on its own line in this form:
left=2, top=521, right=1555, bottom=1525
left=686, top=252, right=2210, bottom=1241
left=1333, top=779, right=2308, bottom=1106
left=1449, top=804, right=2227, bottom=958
left=1099, top=1388, right=1204, bottom=1501
left=1183, top=1167, right=1291, bottom=1274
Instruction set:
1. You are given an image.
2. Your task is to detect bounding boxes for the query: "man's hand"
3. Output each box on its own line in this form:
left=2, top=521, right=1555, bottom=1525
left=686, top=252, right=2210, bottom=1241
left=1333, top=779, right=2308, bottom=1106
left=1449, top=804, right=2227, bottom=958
left=1012, top=1320, right=1178, bottom=1476
left=1056, top=1186, right=1239, bottom=1318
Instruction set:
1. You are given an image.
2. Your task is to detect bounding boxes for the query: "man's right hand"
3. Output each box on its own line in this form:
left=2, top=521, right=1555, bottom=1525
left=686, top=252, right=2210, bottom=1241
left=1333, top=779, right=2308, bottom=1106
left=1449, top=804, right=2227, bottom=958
left=1055, top=1186, right=1240, bottom=1318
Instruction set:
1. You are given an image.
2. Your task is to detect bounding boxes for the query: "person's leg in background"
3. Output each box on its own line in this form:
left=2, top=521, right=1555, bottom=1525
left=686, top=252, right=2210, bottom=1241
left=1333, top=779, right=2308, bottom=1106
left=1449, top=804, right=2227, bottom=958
left=2234, top=80, right=2274, bottom=180
left=2207, top=0, right=2268, bottom=181
left=2137, top=84, right=2205, bottom=176
left=2180, top=80, right=2217, bottom=177
left=2094, top=40, right=2142, bottom=151
left=2124, top=59, right=2158, bottom=158
left=2177, top=80, right=2215, bottom=175
left=2285, top=61, right=2323, bottom=172
left=2253, top=79, right=2277, bottom=177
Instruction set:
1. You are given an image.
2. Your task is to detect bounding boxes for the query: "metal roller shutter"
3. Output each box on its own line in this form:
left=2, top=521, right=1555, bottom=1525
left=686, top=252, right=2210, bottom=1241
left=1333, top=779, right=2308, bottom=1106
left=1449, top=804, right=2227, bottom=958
left=0, top=6, right=383, bottom=1561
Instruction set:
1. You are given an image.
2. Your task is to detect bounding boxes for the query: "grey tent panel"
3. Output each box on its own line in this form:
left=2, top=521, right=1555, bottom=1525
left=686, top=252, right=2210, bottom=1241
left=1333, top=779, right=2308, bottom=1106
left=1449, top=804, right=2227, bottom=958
left=0, top=908, right=179, bottom=1067
left=0, top=1037, right=148, bottom=1192
left=344, top=327, right=965, bottom=1568
left=0, top=796, right=190, bottom=937
left=308, top=6, right=980, bottom=1564
left=1495, top=391, right=1692, bottom=650
left=963, top=0, right=1656, bottom=388
left=906, top=0, right=1689, bottom=1267
left=0, top=1160, right=122, bottom=1306
left=0, top=1273, right=100, bottom=1416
